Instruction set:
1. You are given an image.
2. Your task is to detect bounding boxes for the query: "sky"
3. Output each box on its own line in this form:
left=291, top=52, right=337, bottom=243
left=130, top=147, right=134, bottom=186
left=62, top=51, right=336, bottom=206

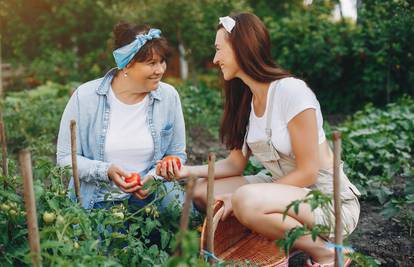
left=334, top=0, right=358, bottom=20
left=304, top=0, right=358, bottom=20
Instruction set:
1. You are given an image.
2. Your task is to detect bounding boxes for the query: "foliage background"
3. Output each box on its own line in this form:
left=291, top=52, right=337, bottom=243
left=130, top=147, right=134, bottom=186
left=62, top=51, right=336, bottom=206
left=0, top=0, right=413, bottom=266
left=1, top=0, right=413, bottom=112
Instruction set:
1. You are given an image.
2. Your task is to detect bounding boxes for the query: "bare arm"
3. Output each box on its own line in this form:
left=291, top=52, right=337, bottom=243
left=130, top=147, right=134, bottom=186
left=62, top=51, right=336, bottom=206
left=274, top=108, right=319, bottom=187
left=157, top=149, right=249, bottom=180
left=189, top=149, right=249, bottom=178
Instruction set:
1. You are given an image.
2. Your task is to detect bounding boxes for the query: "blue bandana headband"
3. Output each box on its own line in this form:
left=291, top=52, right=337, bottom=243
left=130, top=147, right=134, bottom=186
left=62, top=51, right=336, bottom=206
left=113, top=28, right=162, bottom=69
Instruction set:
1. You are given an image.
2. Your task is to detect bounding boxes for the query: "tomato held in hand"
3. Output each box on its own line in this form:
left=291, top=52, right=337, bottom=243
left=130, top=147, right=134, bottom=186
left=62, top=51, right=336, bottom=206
left=124, top=173, right=142, bottom=185
left=162, top=156, right=182, bottom=170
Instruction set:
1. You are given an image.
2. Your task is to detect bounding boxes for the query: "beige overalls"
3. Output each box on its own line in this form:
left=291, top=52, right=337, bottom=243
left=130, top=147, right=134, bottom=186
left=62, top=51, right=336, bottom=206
left=242, top=82, right=361, bottom=240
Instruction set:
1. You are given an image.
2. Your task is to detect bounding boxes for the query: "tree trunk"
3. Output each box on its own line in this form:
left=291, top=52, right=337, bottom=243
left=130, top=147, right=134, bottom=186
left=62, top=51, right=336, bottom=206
left=178, top=42, right=189, bottom=80
left=356, top=0, right=363, bottom=24
left=337, top=0, right=344, bottom=21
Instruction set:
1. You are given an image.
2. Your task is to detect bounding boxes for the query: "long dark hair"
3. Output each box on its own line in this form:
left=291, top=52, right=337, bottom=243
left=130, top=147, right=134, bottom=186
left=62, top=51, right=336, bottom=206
left=218, top=13, right=291, bottom=150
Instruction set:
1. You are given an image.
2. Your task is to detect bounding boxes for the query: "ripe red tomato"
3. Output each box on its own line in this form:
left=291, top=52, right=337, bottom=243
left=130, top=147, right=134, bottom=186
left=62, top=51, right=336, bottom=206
left=162, top=156, right=182, bottom=170
left=124, top=173, right=142, bottom=185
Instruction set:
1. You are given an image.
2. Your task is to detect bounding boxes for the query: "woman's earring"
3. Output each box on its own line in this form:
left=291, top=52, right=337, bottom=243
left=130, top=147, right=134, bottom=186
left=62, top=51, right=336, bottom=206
left=124, top=72, right=128, bottom=77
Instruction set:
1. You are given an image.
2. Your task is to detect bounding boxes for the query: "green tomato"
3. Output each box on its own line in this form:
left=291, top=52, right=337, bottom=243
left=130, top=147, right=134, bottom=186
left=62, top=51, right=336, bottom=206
left=73, top=242, right=80, bottom=249
left=56, top=215, right=65, bottom=225
left=9, top=209, right=17, bottom=216
left=145, top=207, right=151, bottom=214
left=113, top=212, right=124, bottom=220
left=9, top=202, right=17, bottom=209
left=1, top=203, right=11, bottom=211
left=43, top=212, right=56, bottom=224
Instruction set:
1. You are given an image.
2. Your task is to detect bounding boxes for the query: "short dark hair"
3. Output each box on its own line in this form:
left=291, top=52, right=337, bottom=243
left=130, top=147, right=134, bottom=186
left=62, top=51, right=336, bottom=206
left=113, top=22, right=170, bottom=64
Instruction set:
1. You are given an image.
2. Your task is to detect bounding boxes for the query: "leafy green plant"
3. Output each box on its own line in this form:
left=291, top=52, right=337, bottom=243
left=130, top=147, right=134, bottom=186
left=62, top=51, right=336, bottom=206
left=2, top=82, right=72, bottom=161
left=275, top=190, right=332, bottom=252
left=179, top=82, right=223, bottom=139
left=275, top=190, right=381, bottom=267
left=338, top=96, right=414, bottom=229
left=0, top=157, right=201, bottom=266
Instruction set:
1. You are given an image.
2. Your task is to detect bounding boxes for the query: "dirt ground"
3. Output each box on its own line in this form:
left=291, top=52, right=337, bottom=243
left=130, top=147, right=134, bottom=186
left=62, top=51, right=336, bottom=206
left=288, top=200, right=414, bottom=266
left=187, top=127, right=414, bottom=267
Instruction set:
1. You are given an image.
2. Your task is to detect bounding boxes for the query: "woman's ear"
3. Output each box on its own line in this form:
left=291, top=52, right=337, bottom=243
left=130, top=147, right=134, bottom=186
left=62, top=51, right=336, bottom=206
left=125, top=59, right=136, bottom=69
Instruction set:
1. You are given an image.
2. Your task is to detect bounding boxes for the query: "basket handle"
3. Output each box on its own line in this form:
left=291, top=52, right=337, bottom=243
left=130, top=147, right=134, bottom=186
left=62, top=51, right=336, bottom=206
left=213, top=201, right=225, bottom=223
left=200, top=200, right=225, bottom=251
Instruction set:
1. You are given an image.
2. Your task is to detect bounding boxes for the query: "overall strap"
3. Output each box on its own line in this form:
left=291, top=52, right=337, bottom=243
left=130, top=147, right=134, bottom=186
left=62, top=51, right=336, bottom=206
left=265, top=81, right=279, bottom=143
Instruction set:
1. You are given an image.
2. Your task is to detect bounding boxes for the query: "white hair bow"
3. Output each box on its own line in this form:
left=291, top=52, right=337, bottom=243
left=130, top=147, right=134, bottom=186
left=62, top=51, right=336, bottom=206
left=219, top=16, right=236, bottom=33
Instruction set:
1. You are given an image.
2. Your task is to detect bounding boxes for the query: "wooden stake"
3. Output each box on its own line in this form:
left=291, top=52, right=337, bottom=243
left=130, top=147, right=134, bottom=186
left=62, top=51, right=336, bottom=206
left=205, top=152, right=216, bottom=263
left=70, top=120, right=82, bottom=205
left=0, top=37, right=7, bottom=188
left=0, top=35, right=3, bottom=96
left=333, top=131, right=344, bottom=267
left=20, top=149, right=41, bottom=267
left=175, top=176, right=196, bottom=256
left=179, top=176, right=196, bottom=232
left=0, top=112, right=8, bottom=187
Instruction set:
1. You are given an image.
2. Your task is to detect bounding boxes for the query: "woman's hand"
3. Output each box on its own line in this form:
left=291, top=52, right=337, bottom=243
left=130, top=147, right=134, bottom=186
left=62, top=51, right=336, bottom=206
left=156, top=159, right=190, bottom=181
left=132, top=175, right=154, bottom=199
left=108, top=164, right=142, bottom=193
left=216, top=193, right=234, bottom=221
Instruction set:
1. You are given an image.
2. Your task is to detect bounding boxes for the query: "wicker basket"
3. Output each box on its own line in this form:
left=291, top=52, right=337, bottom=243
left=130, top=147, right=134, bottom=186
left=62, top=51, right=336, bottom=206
left=200, top=201, right=289, bottom=267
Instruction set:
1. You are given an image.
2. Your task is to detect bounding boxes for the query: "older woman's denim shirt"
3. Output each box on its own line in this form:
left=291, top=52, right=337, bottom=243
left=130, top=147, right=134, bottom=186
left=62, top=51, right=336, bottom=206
left=56, top=68, right=187, bottom=209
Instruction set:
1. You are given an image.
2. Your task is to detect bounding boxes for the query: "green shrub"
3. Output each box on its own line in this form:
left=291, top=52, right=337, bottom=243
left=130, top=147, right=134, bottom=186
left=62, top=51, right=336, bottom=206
left=266, top=0, right=414, bottom=113
left=2, top=82, right=72, bottom=160
left=339, top=96, right=414, bottom=225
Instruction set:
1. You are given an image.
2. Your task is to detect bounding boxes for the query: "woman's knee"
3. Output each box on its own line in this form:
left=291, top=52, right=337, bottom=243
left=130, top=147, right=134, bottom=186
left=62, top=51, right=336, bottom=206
left=232, top=185, right=262, bottom=225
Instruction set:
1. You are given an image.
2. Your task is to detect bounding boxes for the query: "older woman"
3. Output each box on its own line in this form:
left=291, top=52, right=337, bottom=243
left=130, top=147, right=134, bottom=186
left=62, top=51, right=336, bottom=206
left=57, top=22, right=186, bottom=211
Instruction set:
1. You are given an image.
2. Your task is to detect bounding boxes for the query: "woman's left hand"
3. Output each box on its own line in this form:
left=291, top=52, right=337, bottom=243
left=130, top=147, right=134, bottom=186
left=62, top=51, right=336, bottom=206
left=216, top=193, right=234, bottom=221
left=132, top=175, right=154, bottom=199
left=156, top=159, right=190, bottom=181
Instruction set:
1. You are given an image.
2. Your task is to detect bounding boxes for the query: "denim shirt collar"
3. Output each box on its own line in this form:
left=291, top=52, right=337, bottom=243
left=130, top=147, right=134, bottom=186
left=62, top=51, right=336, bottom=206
left=95, top=67, right=162, bottom=101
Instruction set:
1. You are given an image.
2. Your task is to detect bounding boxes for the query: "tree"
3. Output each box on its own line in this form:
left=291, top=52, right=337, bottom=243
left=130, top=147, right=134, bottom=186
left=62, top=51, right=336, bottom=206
left=112, top=0, right=251, bottom=80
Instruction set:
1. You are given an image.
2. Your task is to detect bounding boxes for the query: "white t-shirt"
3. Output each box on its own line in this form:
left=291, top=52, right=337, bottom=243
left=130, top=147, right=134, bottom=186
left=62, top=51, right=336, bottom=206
left=100, top=87, right=155, bottom=199
left=247, top=77, right=326, bottom=157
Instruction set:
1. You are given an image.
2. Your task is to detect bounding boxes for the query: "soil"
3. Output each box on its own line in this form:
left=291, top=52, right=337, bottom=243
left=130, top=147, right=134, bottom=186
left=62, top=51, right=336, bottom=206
left=187, top=125, right=414, bottom=267
left=288, top=200, right=414, bottom=266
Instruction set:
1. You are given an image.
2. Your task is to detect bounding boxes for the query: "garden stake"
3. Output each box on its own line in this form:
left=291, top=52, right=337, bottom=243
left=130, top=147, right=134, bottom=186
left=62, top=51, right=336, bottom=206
left=333, top=131, right=344, bottom=267
left=70, top=120, right=82, bottom=206
left=175, top=175, right=196, bottom=256
left=20, top=149, right=41, bottom=267
left=0, top=37, right=8, bottom=188
left=205, top=152, right=216, bottom=264
left=0, top=113, right=8, bottom=187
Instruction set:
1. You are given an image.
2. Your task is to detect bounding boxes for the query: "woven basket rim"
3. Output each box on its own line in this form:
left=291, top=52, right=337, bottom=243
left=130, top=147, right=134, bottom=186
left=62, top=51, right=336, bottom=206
left=200, top=200, right=288, bottom=266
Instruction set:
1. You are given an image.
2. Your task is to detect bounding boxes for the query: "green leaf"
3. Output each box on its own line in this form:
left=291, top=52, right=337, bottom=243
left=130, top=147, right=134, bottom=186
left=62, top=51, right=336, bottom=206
left=160, top=229, right=170, bottom=250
